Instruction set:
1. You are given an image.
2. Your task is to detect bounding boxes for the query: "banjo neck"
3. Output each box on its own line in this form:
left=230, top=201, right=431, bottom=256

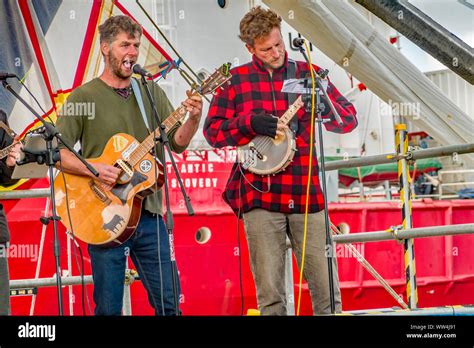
left=278, top=95, right=304, bottom=125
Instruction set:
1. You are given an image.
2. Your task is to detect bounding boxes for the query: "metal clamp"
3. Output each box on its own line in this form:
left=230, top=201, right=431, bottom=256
left=405, top=146, right=417, bottom=164
left=387, top=225, right=404, bottom=243
left=124, top=268, right=139, bottom=286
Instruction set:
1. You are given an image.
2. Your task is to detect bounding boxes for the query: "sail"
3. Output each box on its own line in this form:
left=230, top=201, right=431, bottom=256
left=0, top=0, right=174, bottom=189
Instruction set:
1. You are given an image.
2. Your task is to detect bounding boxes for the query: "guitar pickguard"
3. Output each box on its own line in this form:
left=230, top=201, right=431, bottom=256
left=110, top=171, right=148, bottom=204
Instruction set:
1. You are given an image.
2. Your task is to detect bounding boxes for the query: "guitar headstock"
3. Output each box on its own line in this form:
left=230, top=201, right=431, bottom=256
left=0, top=121, right=17, bottom=139
left=195, top=63, right=232, bottom=96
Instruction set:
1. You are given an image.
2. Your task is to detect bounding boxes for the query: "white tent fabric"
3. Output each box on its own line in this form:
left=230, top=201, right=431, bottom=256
left=263, top=0, right=473, bottom=151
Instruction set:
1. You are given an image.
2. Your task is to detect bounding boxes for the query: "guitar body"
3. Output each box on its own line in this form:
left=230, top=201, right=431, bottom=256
left=237, top=128, right=296, bottom=175
left=54, top=133, right=163, bottom=247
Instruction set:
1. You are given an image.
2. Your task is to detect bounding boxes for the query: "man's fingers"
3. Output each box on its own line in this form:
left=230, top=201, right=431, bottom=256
left=100, top=183, right=113, bottom=191
left=95, top=163, right=120, bottom=186
left=277, top=123, right=288, bottom=131
left=103, top=171, right=119, bottom=182
left=183, top=99, right=202, bottom=111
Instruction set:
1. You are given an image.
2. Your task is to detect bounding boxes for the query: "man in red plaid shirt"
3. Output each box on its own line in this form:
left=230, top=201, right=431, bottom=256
left=204, top=6, right=358, bottom=315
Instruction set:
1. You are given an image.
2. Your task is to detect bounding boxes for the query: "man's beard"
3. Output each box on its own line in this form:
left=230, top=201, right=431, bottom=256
left=108, top=53, right=130, bottom=80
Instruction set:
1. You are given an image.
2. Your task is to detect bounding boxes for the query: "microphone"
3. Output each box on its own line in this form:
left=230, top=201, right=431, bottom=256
left=318, top=69, right=329, bottom=79
left=292, top=37, right=305, bottom=48
left=132, top=64, right=152, bottom=78
left=0, top=72, right=18, bottom=80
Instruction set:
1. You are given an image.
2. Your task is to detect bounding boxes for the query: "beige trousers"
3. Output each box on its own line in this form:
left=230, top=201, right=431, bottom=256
left=243, top=209, right=342, bottom=315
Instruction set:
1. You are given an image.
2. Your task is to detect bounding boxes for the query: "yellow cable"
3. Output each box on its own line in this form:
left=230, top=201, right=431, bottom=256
left=296, top=41, right=316, bottom=315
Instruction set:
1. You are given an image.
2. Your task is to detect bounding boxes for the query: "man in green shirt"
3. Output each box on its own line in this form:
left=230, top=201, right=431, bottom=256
left=56, top=15, right=202, bottom=315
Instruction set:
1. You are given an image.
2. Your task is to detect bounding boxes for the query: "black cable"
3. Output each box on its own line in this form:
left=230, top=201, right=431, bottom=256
left=147, top=80, right=166, bottom=314
left=15, top=77, right=55, bottom=125
left=237, top=173, right=244, bottom=316
left=58, top=156, right=91, bottom=315
left=151, top=80, right=166, bottom=314
left=74, top=240, right=88, bottom=315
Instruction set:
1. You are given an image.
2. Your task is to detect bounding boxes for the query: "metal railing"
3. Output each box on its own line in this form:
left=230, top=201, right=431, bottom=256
left=324, top=143, right=474, bottom=171
left=333, top=223, right=474, bottom=244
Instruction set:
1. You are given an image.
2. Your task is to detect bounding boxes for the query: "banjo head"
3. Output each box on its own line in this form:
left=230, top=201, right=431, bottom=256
left=237, top=128, right=296, bottom=176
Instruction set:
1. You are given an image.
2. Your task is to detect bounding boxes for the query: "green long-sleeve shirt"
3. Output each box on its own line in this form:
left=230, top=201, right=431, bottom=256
left=56, top=77, right=186, bottom=215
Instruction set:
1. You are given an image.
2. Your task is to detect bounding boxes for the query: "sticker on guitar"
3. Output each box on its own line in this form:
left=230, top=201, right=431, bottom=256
left=139, top=160, right=152, bottom=173
left=112, top=135, right=129, bottom=152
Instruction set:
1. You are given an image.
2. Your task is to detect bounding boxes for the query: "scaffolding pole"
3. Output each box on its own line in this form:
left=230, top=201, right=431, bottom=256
left=324, top=143, right=474, bottom=171
left=331, top=223, right=408, bottom=309
left=0, top=188, right=50, bottom=199
left=10, top=275, right=93, bottom=289
left=396, top=124, right=418, bottom=309
left=0, top=144, right=472, bottom=201
left=333, top=223, right=474, bottom=244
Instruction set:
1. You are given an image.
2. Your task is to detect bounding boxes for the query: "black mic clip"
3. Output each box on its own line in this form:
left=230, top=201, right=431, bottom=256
left=292, top=37, right=305, bottom=48
left=318, top=69, right=329, bottom=80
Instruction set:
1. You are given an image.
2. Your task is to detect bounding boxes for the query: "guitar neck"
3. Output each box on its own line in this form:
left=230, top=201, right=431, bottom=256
left=0, top=141, right=20, bottom=160
left=279, top=95, right=304, bottom=126
left=0, top=121, right=17, bottom=139
left=124, top=62, right=231, bottom=166
left=127, top=101, right=189, bottom=166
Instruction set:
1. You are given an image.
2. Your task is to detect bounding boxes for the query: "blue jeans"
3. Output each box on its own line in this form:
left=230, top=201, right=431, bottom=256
left=88, top=211, right=180, bottom=315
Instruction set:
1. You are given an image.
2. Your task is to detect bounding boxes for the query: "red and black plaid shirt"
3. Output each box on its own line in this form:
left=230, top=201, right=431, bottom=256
left=204, top=54, right=358, bottom=216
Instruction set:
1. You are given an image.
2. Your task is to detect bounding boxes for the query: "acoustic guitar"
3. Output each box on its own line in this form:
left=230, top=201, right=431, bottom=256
left=54, top=64, right=231, bottom=247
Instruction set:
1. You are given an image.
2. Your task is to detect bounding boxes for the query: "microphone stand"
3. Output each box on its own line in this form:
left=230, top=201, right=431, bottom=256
left=2, top=78, right=98, bottom=316
left=138, top=75, right=194, bottom=316
left=295, top=45, right=344, bottom=314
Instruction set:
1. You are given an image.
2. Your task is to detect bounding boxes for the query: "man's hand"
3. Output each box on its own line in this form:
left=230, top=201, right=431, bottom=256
left=91, top=162, right=121, bottom=191
left=182, top=90, right=203, bottom=121
left=251, top=113, right=288, bottom=138
left=6, top=140, right=22, bottom=168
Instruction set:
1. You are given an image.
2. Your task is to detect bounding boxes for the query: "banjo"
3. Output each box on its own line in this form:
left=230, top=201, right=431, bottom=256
left=237, top=96, right=304, bottom=175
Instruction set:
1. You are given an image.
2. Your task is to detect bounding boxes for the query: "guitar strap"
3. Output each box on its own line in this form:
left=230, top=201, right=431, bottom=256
left=130, top=77, right=152, bottom=133
left=286, top=59, right=299, bottom=134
